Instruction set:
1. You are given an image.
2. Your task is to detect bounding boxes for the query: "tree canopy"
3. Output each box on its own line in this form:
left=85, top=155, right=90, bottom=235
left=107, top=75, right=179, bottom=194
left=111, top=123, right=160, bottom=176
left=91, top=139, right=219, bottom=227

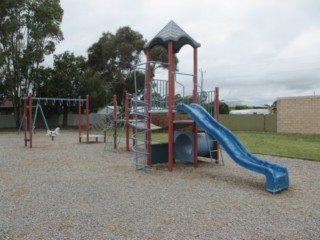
left=0, top=4, right=184, bottom=128
left=36, top=52, right=87, bottom=98
left=219, top=102, right=230, bottom=114
left=34, top=51, right=107, bottom=126
left=87, top=26, right=179, bottom=105
left=87, top=26, right=146, bottom=104
left=0, top=0, right=63, bottom=127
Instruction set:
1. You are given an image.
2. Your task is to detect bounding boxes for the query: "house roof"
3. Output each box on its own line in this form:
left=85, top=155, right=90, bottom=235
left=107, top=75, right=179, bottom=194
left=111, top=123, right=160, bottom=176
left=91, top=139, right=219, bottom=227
left=0, top=100, right=13, bottom=109
left=144, top=20, right=201, bottom=53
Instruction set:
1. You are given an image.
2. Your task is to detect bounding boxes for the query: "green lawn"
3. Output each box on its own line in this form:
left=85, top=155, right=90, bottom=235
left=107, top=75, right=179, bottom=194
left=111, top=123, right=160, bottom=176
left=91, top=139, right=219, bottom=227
left=234, top=131, right=320, bottom=161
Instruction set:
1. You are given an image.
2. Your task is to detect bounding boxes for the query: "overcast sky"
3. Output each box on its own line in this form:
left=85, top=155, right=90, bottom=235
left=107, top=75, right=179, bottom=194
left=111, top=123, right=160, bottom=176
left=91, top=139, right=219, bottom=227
left=51, top=0, right=320, bottom=105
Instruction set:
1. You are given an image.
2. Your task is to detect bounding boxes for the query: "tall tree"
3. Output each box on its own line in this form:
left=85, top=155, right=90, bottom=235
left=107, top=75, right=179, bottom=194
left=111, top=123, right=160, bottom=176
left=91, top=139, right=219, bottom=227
left=78, top=68, right=108, bottom=113
left=87, top=27, right=180, bottom=105
left=34, top=51, right=107, bottom=127
left=41, top=51, right=87, bottom=98
left=0, top=0, right=63, bottom=127
left=150, top=45, right=179, bottom=72
left=87, top=26, right=146, bottom=104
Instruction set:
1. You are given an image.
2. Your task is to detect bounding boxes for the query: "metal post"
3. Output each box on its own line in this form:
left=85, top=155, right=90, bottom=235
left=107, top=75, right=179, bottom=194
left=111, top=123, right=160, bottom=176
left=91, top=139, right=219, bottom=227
left=86, top=95, right=89, bottom=144
left=125, top=93, right=130, bottom=151
left=28, top=93, right=33, bottom=148
left=193, top=48, right=198, bottom=168
left=32, top=102, right=39, bottom=133
left=214, top=87, right=220, bottom=162
left=132, top=93, right=136, bottom=147
left=168, top=41, right=175, bottom=172
left=38, top=103, right=49, bottom=131
left=23, top=94, right=27, bottom=147
left=78, top=96, right=82, bottom=143
left=113, top=95, right=117, bottom=149
left=146, top=49, right=152, bottom=166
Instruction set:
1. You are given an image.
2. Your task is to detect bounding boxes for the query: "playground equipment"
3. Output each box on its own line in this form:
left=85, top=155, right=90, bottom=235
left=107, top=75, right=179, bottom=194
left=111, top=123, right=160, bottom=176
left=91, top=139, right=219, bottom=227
left=18, top=97, right=50, bottom=135
left=46, top=127, right=60, bottom=141
left=174, top=131, right=224, bottom=166
left=22, top=94, right=105, bottom=148
left=175, top=103, right=289, bottom=193
left=127, top=20, right=289, bottom=193
left=129, top=21, right=220, bottom=170
left=102, top=95, right=127, bottom=152
left=87, top=94, right=127, bottom=152
left=78, top=95, right=106, bottom=144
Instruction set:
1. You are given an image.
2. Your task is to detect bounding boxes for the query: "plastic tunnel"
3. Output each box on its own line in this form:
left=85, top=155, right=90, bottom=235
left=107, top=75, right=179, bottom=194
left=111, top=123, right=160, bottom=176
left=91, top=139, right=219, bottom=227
left=174, top=131, right=213, bottom=162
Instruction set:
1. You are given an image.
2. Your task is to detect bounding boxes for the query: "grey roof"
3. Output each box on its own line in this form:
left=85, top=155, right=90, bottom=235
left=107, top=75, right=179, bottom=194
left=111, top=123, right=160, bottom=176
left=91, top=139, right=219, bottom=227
left=144, top=20, right=201, bottom=53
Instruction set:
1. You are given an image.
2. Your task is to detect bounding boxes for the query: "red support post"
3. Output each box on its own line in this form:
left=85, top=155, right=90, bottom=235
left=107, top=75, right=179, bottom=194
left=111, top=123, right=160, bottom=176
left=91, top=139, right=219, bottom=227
left=168, top=41, right=175, bottom=172
left=125, top=93, right=130, bottom=151
left=193, top=48, right=198, bottom=168
left=146, top=49, right=152, bottom=166
left=28, top=93, right=33, bottom=148
left=86, top=95, right=89, bottom=144
left=113, top=95, right=117, bottom=149
left=78, top=96, right=82, bottom=143
left=132, top=94, right=136, bottom=147
left=23, top=94, right=27, bottom=147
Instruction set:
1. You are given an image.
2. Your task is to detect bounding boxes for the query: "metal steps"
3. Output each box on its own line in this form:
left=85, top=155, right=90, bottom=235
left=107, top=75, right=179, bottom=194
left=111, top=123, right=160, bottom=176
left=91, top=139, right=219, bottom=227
left=205, top=132, right=224, bottom=167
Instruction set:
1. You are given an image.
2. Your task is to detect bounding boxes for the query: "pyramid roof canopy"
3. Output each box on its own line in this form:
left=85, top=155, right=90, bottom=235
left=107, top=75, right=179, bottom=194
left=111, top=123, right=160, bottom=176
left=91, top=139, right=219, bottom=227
left=144, top=20, right=200, bottom=53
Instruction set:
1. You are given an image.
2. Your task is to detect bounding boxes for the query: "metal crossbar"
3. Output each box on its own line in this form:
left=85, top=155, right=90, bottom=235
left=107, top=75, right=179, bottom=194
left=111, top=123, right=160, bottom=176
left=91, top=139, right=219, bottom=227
left=21, top=97, right=86, bottom=102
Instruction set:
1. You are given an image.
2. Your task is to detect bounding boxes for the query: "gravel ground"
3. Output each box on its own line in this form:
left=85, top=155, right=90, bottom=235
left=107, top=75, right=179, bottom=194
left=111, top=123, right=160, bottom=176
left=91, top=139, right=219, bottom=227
left=0, top=130, right=319, bottom=240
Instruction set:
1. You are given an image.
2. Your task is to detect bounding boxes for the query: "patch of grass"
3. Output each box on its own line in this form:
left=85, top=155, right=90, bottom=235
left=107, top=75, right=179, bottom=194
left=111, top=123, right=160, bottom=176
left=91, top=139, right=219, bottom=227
left=234, top=131, right=320, bottom=161
left=102, top=127, right=320, bottom=161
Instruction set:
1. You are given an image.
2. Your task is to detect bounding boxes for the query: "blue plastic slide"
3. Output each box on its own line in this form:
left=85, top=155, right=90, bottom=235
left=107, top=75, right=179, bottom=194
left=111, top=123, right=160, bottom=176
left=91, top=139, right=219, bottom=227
left=175, top=103, right=289, bottom=193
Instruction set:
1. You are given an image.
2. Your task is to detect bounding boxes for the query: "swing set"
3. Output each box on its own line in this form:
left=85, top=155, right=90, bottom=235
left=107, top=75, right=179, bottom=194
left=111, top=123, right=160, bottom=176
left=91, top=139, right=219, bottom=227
left=22, top=94, right=106, bottom=148
left=19, top=97, right=52, bottom=134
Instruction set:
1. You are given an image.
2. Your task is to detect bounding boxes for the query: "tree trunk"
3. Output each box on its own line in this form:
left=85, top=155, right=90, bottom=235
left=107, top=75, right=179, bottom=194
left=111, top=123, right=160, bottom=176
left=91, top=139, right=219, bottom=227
left=13, top=95, right=21, bottom=129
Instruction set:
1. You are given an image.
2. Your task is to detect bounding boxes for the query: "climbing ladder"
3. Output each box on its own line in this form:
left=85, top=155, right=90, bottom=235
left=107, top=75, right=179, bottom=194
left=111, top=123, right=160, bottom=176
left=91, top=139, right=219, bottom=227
left=205, top=133, right=224, bottom=167
left=130, top=62, right=151, bottom=169
left=202, top=89, right=224, bottom=166
left=130, top=98, right=150, bottom=169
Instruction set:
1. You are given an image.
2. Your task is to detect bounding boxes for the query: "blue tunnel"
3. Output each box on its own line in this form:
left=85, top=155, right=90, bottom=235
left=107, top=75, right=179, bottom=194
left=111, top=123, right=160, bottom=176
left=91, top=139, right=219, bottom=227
left=174, top=131, right=214, bottom=162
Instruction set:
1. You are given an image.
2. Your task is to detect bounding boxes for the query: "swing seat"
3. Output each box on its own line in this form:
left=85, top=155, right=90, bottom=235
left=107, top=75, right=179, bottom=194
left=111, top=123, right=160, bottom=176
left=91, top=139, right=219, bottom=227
left=46, top=127, right=60, bottom=137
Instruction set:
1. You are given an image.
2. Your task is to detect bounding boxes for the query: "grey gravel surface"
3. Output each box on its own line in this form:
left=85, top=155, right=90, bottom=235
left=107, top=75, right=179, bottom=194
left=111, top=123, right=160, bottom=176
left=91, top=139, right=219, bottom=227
left=0, top=130, right=319, bottom=240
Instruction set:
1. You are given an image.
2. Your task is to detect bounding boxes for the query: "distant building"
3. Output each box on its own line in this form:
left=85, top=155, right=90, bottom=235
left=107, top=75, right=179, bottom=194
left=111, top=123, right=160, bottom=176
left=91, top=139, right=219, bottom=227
left=0, top=99, right=14, bottom=115
left=97, top=106, right=121, bottom=115
left=229, top=108, right=270, bottom=115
